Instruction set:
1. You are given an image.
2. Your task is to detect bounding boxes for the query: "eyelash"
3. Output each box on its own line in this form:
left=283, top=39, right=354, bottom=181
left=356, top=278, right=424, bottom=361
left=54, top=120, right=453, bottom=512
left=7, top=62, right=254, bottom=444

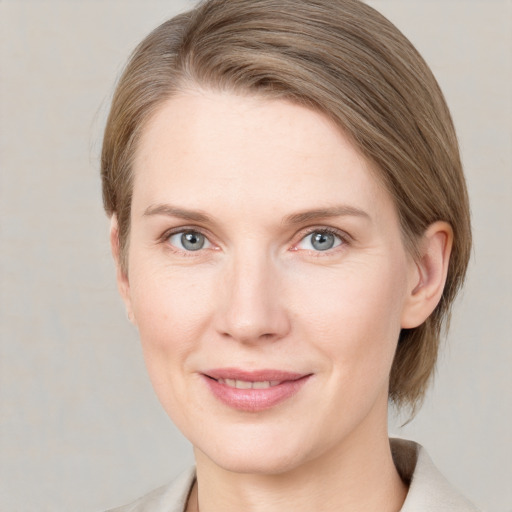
left=159, top=226, right=350, bottom=256
left=292, top=227, right=348, bottom=255
left=159, top=226, right=215, bottom=257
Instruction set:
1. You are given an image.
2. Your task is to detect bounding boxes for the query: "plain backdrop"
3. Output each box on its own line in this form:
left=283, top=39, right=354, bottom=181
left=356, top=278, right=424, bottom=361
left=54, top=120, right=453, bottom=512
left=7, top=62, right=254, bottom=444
left=0, top=1, right=511, bottom=511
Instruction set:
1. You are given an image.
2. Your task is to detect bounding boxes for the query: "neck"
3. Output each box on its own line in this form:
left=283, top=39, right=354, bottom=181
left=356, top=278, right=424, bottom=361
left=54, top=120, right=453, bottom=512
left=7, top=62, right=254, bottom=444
left=187, top=401, right=407, bottom=512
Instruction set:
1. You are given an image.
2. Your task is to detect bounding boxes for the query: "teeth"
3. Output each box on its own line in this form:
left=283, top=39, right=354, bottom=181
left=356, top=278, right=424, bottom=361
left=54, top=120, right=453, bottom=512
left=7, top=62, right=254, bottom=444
left=252, top=381, right=270, bottom=389
left=217, top=378, right=281, bottom=389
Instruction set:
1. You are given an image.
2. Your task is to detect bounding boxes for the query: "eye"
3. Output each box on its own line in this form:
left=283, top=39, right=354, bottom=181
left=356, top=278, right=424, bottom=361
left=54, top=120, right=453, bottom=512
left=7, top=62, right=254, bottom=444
left=296, top=229, right=344, bottom=252
left=167, top=230, right=212, bottom=252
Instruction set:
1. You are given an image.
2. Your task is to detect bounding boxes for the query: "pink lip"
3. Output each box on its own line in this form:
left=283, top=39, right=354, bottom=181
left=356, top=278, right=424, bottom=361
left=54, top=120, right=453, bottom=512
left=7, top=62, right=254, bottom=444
left=202, top=368, right=312, bottom=412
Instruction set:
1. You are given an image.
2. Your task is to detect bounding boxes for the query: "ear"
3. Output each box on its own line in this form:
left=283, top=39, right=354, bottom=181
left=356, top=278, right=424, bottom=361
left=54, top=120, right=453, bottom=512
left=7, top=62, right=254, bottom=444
left=401, top=221, right=453, bottom=329
left=110, top=215, right=135, bottom=325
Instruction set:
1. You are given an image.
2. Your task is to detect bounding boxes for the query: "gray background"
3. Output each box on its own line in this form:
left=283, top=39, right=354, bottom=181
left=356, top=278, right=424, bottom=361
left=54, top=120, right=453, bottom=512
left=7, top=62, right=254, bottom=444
left=0, top=1, right=510, bottom=511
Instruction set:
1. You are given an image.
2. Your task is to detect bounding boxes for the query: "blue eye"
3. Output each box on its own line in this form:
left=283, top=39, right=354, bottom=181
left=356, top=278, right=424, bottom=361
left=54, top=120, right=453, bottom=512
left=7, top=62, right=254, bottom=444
left=297, top=230, right=343, bottom=251
left=168, top=231, right=211, bottom=251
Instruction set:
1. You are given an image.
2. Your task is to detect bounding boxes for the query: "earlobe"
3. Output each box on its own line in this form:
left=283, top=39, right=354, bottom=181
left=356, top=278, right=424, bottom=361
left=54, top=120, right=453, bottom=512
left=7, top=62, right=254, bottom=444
left=110, top=215, right=135, bottom=325
left=401, top=221, right=453, bottom=329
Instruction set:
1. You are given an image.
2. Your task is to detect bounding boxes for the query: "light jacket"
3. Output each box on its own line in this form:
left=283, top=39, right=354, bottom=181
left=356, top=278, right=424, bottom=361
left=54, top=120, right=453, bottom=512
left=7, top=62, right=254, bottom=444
left=106, top=438, right=481, bottom=511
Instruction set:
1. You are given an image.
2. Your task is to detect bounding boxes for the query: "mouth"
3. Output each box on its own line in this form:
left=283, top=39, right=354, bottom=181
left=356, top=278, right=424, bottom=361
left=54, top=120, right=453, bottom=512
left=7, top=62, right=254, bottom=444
left=202, top=368, right=312, bottom=412
left=215, top=378, right=282, bottom=389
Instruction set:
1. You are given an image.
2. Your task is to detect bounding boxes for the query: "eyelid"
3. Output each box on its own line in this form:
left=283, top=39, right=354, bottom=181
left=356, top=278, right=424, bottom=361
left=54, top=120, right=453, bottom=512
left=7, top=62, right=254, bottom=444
left=159, top=226, right=217, bottom=254
left=290, top=226, right=351, bottom=252
left=158, top=224, right=352, bottom=255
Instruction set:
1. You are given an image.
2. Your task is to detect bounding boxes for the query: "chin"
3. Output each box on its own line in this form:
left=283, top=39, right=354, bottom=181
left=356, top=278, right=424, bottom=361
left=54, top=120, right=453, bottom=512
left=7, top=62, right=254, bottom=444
left=192, top=425, right=317, bottom=476
left=204, top=448, right=304, bottom=476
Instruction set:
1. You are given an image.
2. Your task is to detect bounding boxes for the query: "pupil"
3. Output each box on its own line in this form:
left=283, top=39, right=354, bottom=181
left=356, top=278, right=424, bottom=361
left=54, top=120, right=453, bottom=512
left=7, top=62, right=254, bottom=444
left=181, top=232, right=204, bottom=251
left=312, top=232, right=334, bottom=251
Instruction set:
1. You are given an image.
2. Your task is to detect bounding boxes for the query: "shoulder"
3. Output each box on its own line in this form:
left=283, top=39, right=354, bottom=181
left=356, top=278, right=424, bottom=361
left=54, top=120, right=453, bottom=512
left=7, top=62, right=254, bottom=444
left=104, top=467, right=196, bottom=512
left=391, top=438, right=482, bottom=512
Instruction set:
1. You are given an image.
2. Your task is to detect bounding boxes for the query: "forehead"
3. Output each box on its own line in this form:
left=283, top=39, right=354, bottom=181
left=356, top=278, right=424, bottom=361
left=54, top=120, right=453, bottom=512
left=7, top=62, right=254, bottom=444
left=132, top=89, right=394, bottom=222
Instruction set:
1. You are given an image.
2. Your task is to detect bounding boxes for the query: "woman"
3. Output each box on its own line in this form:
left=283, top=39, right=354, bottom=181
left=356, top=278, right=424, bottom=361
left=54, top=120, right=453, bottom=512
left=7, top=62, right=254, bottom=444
left=101, top=0, right=478, bottom=510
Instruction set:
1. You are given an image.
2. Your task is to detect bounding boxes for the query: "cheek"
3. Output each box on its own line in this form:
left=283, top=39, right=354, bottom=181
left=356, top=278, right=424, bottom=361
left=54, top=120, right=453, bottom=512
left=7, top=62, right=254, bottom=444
left=292, top=258, right=407, bottom=378
left=128, top=261, right=216, bottom=377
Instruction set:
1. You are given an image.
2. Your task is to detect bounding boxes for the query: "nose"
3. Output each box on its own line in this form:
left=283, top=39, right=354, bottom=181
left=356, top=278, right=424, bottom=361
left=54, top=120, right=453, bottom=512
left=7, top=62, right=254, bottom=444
left=214, top=251, right=291, bottom=344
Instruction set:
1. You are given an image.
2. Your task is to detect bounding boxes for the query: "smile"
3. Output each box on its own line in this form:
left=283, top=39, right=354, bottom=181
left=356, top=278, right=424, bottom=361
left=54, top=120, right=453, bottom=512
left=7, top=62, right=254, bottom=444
left=202, top=369, right=312, bottom=412
left=216, top=378, right=282, bottom=389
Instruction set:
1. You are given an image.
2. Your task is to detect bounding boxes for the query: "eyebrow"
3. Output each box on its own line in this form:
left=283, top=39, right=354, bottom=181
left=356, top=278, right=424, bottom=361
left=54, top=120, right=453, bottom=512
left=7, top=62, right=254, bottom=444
left=143, top=204, right=212, bottom=222
left=144, top=203, right=371, bottom=226
left=283, top=206, right=371, bottom=225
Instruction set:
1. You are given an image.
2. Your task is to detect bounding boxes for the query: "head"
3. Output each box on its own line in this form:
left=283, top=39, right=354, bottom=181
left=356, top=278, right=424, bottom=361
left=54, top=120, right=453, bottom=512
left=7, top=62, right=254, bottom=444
left=102, top=0, right=470, bottom=434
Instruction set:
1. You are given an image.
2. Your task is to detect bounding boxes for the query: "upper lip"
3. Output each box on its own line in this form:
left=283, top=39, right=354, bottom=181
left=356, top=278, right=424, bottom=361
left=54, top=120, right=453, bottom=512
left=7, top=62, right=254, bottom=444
left=204, top=368, right=308, bottom=382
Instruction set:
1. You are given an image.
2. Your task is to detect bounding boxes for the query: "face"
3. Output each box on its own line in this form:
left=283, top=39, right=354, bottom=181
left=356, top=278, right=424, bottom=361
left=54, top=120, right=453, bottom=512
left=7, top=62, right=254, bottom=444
left=119, top=89, right=419, bottom=475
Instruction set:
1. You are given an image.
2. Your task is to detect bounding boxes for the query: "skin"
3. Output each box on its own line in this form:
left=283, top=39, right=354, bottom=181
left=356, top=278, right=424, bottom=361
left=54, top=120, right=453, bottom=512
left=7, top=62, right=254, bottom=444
left=112, top=89, right=452, bottom=512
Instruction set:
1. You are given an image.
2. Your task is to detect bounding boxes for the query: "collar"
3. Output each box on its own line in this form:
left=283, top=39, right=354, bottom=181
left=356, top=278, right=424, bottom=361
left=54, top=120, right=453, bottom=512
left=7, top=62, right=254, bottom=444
left=391, top=438, right=480, bottom=511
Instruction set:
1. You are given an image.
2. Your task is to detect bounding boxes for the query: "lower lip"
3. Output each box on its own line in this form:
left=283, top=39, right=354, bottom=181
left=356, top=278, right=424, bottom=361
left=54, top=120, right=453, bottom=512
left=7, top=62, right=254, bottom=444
left=203, top=375, right=311, bottom=412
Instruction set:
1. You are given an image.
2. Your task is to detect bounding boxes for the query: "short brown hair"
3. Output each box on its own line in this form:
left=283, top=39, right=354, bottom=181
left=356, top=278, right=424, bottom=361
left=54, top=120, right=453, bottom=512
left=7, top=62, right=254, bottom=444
left=101, top=0, right=471, bottom=412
